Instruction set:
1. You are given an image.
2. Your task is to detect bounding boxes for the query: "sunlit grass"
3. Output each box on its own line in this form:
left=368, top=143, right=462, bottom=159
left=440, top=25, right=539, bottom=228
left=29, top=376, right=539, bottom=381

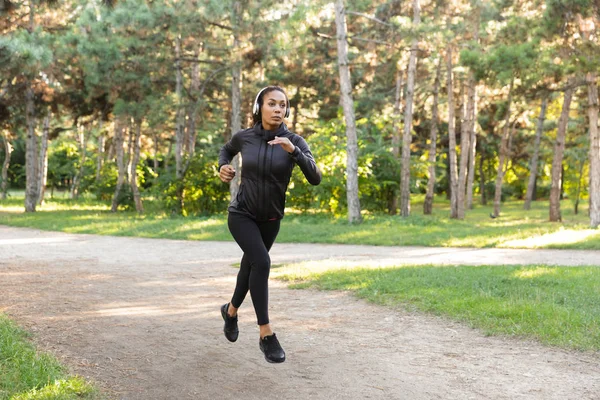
left=0, top=193, right=598, bottom=249
left=0, top=314, right=99, bottom=400
left=276, top=264, right=600, bottom=351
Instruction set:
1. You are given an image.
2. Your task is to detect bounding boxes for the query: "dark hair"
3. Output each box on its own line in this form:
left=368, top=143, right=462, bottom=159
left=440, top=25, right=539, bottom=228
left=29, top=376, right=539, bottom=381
left=252, top=86, right=289, bottom=125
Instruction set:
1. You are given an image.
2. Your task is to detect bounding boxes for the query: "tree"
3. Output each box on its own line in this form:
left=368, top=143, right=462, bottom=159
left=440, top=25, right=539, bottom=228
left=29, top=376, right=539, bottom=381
left=423, top=57, right=441, bottom=215
left=549, top=81, right=575, bottom=222
left=589, top=72, right=600, bottom=227
left=524, top=96, right=548, bottom=210
left=1, top=130, right=12, bottom=199
left=399, top=0, right=420, bottom=217
left=447, top=44, right=459, bottom=218
left=335, top=0, right=361, bottom=223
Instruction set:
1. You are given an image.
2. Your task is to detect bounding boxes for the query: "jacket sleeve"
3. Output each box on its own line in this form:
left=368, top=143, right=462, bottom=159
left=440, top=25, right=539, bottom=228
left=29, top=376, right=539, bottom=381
left=218, top=133, right=241, bottom=170
left=289, top=136, right=322, bottom=186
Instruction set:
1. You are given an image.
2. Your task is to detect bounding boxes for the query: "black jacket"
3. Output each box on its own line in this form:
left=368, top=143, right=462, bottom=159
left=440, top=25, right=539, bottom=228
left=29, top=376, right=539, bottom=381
left=219, top=123, right=321, bottom=221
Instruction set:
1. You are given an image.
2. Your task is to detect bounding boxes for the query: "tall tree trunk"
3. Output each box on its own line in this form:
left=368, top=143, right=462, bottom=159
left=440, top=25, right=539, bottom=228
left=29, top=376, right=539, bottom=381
left=492, top=77, right=515, bottom=217
left=549, top=81, right=575, bottom=222
left=153, top=133, right=159, bottom=173
left=392, top=65, right=404, bottom=157
left=524, top=96, right=548, bottom=210
left=130, top=119, right=144, bottom=214
left=335, top=0, right=362, bottom=223
left=466, top=92, right=478, bottom=210
left=111, top=118, right=126, bottom=212
left=479, top=151, right=487, bottom=205
left=447, top=45, right=459, bottom=218
left=1, top=131, right=12, bottom=199
left=457, top=76, right=473, bottom=219
left=587, top=72, right=600, bottom=227
left=291, top=85, right=301, bottom=133
left=96, top=118, right=104, bottom=181
left=174, top=36, right=185, bottom=189
left=24, top=85, right=38, bottom=212
left=186, top=44, right=201, bottom=159
left=574, top=158, right=585, bottom=215
left=37, top=112, right=49, bottom=205
left=465, top=6, right=480, bottom=211
left=389, top=64, right=404, bottom=215
left=399, top=0, right=420, bottom=217
left=71, top=124, right=87, bottom=199
left=424, top=57, right=441, bottom=215
left=229, top=0, right=243, bottom=201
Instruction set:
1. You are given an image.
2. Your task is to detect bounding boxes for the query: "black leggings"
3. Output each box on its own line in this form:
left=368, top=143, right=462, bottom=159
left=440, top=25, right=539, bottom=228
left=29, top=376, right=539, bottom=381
left=228, top=212, right=280, bottom=326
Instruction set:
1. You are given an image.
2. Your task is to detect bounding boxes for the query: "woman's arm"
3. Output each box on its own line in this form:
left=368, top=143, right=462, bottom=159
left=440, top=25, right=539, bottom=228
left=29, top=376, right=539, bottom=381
left=288, top=136, right=322, bottom=186
left=218, top=135, right=241, bottom=183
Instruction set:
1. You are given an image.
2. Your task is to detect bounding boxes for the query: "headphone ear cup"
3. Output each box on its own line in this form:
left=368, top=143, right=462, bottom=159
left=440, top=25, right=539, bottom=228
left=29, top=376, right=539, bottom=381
left=285, top=107, right=290, bottom=119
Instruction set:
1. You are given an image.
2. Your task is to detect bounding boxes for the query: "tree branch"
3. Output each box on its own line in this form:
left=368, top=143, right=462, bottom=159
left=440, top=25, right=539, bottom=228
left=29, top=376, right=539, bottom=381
left=346, top=11, right=393, bottom=27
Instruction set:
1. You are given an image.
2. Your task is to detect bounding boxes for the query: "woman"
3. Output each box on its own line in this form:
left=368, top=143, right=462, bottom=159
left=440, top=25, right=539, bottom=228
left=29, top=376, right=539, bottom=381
left=218, top=86, right=321, bottom=363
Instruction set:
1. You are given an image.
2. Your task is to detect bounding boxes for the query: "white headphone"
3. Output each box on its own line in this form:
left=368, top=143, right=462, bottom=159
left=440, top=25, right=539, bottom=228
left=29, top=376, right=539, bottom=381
left=252, top=87, right=291, bottom=119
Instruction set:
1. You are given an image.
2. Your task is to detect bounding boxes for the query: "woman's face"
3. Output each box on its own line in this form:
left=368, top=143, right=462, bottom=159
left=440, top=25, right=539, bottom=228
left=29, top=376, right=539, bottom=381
left=261, top=90, right=287, bottom=130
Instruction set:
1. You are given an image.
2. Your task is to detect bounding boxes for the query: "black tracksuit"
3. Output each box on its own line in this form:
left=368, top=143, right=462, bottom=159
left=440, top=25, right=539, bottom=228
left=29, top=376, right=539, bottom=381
left=219, top=122, right=321, bottom=325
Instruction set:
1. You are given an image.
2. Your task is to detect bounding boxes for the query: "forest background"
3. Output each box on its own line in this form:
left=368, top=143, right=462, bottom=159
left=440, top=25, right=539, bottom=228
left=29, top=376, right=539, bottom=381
left=1, top=0, right=599, bottom=228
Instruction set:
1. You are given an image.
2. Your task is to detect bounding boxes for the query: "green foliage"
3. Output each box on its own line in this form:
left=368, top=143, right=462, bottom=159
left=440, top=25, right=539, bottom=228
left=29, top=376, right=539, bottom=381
left=153, top=146, right=229, bottom=216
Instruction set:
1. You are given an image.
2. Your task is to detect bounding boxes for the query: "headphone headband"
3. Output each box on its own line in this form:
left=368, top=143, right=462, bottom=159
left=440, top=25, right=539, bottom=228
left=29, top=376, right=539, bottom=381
left=252, top=86, right=290, bottom=119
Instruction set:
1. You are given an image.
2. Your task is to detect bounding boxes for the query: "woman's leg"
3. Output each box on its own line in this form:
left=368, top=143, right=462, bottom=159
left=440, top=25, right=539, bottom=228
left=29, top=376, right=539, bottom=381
left=227, top=213, right=280, bottom=326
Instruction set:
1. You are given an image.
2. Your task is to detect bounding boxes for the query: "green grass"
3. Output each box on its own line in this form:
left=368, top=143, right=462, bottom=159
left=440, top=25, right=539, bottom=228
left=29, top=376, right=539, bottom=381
left=0, top=314, right=98, bottom=400
left=277, top=264, right=600, bottom=351
left=0, top=194, right=599, bottom=249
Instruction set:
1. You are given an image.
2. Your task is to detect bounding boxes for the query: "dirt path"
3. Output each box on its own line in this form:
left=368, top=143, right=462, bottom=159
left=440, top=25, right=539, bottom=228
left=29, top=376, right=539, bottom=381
left=1, top=225, right=599, bottom=400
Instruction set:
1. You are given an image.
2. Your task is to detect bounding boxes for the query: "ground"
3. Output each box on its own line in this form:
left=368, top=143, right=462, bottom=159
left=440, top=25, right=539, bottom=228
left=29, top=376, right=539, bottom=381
left=1, top=225, right=599, bottom=400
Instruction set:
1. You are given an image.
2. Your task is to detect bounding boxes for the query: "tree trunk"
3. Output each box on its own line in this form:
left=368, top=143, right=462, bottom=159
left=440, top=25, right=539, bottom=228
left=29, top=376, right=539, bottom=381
left=424, top=57, right=441, bottom=215
left=111, top=119, right=126, bottom=212
left=291, top=85, right=301, bottom=133
left=229, top=0, right=243, bottom=201
left=587, top=72, right=600, bottom=227
left=174, top=36, right=185, bottom=183
left=447, top=45, right=458, bottom=218
left=130, top=119, right=144, bottom=214
left=574, top=158, right=585, bottom=215
left=37, top=113, right=49, bottom=205
left=479, top=151, right=487, bottom=205
left=25, top=85, right=38, bottom=212
left=389, top=65, right=404, bottom=215
left=392, top=65, right=404, bottom=158
left=1, top=131, right=12, bottom=199
left=466, top=105, right=477, bottom=209
left=457, top=73, right=474, bottom=219
left=96, top=118, right=104, bottom=182
left=335, top=0, right=362, bottom=223
left=153, top=133, right=159, bottom=173
left=524, top=96, right=548, bottom=210
left=492, top=77, right=514, bottom=217
left=399, top=0, right=420, bottom=218
left=549, top=81, right=575, bottom=222
left=186, top=45, right=201, bottom=159
left=71, top=124, right=87, bottom=200
left=465, top=7, right=480, bottom=211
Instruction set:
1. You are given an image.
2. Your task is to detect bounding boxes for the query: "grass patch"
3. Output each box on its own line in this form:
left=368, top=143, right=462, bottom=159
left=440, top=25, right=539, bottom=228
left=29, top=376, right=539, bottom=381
left=0, top=195, right=599, bottom=249
left=278, top=264, right=600, bottom=351
left=0, top=314, right=99, bottom=400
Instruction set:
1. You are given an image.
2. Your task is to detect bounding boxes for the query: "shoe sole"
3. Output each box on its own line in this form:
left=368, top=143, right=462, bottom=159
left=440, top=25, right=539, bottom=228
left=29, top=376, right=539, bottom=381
left=259, top=345, right=285, bottom=363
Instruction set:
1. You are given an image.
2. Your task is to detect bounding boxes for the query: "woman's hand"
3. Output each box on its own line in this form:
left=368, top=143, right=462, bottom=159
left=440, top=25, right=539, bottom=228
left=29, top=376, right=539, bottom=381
left=219, top=164, right=236, bottom=183
left=268, top=136, right=295, bottom=154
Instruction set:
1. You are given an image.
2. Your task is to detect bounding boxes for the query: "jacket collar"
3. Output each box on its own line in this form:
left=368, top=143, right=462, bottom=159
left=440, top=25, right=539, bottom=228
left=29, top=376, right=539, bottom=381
left=254, top=122, right=288, bottom=142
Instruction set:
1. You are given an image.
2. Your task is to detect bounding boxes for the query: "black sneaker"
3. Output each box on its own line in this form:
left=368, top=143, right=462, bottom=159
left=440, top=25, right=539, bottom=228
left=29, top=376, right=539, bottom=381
left=221, top=303, right=239, bottom=342
left=259, top=333, right=286, bottom=363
